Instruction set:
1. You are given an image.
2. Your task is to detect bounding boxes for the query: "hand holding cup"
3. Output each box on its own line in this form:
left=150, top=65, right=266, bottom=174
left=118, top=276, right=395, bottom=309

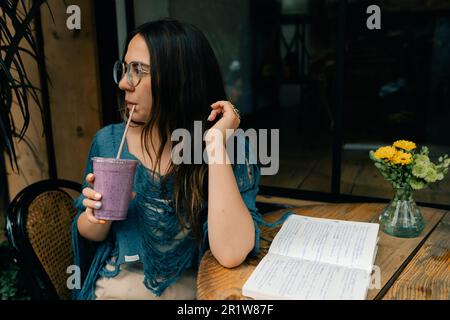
left=82, top=172, right=136, bottom=223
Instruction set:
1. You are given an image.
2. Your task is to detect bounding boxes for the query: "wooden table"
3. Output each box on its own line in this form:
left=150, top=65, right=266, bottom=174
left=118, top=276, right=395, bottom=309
left=197, top=203, right=449, bottom=300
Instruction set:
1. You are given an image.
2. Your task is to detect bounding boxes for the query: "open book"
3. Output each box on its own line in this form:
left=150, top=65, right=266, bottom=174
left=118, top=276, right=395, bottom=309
left=242, top=214, right=380, bottom=300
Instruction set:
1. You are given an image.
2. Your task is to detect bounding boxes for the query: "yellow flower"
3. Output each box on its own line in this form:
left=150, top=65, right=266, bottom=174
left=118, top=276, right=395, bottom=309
left=374, top=146, right=396, bottom=160
left=390, top=150, right=413, bottom=165
left=393, top=140, right=416, bottom=151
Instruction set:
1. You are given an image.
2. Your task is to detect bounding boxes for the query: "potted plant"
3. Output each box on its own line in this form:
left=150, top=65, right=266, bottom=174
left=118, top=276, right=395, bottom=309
left=0, top=0, right=50, bottom=173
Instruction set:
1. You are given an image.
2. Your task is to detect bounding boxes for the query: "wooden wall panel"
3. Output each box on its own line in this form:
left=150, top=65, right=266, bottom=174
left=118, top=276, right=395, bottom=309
left=41, top=0, right=102, bottom=185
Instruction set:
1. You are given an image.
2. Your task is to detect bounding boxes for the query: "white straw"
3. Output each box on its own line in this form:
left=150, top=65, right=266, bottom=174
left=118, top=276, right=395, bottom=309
left=116, top=104, right=136, bottom=159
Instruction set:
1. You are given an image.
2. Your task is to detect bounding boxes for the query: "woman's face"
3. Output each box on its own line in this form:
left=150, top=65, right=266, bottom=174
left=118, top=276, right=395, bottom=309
left=119, top=34, right=152, bottom=124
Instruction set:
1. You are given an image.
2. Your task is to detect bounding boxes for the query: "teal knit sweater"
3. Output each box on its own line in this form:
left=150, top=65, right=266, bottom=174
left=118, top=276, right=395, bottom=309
left=71, top=123, right=291, bottom=299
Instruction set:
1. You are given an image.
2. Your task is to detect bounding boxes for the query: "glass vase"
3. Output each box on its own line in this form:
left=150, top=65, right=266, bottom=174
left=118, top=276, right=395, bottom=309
left=379, top=185, right=425, bottom=238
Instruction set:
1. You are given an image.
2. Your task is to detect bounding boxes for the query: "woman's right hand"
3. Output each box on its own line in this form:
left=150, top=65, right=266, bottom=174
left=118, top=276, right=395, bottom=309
left=81, top=173, right=136, bottom=224
left=82, top=173, right=106, bottom=224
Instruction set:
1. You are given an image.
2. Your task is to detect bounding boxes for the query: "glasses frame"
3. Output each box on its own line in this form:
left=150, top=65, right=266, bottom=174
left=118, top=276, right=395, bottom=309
left=113, top=60, right=150, bottom=88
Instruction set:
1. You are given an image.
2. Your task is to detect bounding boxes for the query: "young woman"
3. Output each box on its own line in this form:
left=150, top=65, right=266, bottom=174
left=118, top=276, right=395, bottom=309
left=71, top=18, right=288, bottom=300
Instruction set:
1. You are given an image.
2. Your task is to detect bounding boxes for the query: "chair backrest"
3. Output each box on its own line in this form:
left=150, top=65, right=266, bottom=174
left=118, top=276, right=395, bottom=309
left=6, top=179, right=81, bottom=300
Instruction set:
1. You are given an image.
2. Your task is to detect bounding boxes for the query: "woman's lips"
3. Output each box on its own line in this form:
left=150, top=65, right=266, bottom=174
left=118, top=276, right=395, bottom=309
left=127, top=103, right=137, bottom=110
left=126, top=104, right=143, bottom=125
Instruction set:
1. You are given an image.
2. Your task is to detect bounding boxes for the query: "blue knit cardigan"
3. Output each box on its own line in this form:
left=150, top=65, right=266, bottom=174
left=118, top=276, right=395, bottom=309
left=71, top=123, right=291, bottom=299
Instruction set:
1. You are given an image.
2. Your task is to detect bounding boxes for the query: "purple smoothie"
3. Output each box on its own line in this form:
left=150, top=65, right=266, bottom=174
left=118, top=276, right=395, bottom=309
left=92, top=157, right=138, bottom=220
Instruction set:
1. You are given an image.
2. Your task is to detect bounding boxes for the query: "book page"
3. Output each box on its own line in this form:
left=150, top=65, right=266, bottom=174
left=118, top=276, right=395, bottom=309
left=269, top=215, right=379, bottom=272
left=242, top=253, right=370, bottom=300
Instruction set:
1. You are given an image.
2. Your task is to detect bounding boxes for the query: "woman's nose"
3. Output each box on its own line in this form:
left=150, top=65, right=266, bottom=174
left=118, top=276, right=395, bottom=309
left=118, top=75, right=134, bottom=91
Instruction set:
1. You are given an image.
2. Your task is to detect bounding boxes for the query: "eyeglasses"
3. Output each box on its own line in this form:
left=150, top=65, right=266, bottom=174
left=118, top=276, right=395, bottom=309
left=113, top=60, right=150, bottom=88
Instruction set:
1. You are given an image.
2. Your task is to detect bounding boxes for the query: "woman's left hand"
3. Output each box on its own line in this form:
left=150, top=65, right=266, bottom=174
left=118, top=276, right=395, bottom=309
left=206, top=100, right=240, bottom=144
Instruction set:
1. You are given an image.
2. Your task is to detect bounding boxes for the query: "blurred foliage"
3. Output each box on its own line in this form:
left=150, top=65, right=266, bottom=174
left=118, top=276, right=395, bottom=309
left=0, top=241, right=31, bottom=300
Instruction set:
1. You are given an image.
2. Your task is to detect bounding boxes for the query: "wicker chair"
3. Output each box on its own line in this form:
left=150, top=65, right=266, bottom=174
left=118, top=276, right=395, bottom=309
left=6, top=179, right=82, bottom=300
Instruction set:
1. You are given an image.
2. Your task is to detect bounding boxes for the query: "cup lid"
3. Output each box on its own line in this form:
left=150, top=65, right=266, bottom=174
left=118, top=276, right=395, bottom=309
left=92, top=157, right=138, bottom=165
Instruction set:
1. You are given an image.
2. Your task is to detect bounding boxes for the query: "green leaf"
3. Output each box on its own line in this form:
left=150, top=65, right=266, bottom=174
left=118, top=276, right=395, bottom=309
left=0, top=0, right=50, bottom=172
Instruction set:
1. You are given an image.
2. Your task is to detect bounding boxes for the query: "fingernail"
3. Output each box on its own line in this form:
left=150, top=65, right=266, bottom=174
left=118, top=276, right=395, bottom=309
left=95, top=202, right=102, bottom=209
left=95, top=193, right=101, bottom=200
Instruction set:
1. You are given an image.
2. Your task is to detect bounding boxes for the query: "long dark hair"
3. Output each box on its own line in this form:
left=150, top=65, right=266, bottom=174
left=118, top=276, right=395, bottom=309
left=118, top=18, right=227, bottom=244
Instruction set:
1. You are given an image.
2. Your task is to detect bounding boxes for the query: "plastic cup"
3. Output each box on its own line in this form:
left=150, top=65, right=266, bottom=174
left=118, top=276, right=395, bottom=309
left=92, top=157, right=138, bottom=221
